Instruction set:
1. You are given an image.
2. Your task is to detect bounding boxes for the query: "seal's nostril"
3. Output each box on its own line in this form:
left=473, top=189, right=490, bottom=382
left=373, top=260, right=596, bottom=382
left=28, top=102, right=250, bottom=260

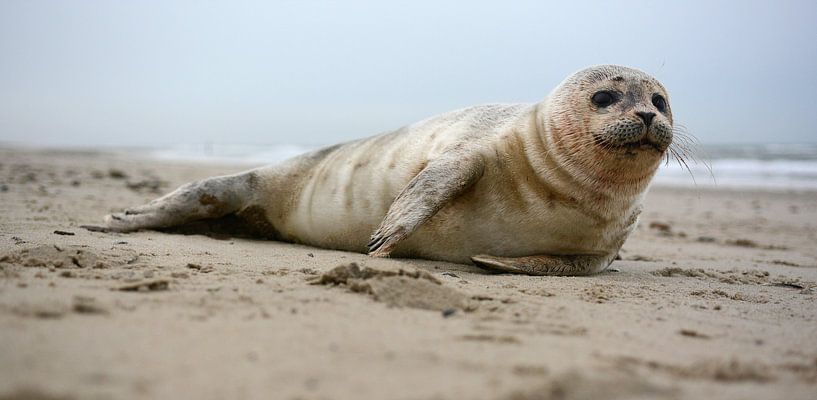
left=635, top=112, right=655, bottom=126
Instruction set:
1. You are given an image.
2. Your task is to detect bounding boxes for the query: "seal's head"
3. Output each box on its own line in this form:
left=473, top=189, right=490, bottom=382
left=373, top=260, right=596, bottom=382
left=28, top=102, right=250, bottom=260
left=543, top=65, right=673, bottom=188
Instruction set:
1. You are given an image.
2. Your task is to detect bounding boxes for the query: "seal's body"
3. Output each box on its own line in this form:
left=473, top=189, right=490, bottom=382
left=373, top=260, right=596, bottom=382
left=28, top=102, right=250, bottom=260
left=106, top=65, right=674, bottom=275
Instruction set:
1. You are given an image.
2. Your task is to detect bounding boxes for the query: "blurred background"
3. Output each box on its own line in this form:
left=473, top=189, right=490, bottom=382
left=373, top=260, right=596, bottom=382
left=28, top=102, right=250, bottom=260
left=1, top=0, right=816, bottom=188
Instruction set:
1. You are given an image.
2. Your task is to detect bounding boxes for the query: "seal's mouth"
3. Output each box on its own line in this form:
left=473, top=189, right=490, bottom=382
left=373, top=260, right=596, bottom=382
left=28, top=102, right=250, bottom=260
left=617, top=138, right=665, bottom=153
left=594, top=135, right=666, bottom=155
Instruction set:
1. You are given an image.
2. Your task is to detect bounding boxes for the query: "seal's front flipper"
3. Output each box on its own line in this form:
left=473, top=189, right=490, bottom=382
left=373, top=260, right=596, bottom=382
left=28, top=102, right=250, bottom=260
left=105, top=171, right=257, bottom=232
left=470, top=253, right=614, bottom=276
left=368, top=148, right=485, bottom=257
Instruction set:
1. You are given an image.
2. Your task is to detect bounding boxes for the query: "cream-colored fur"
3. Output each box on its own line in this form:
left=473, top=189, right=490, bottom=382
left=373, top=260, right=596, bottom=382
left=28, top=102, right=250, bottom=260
left=105, top=65, right=673, bottom=276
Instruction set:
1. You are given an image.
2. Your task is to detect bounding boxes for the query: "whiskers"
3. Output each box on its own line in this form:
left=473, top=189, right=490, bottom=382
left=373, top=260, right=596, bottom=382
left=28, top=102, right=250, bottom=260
left=666, top=124, right=714, bottom=186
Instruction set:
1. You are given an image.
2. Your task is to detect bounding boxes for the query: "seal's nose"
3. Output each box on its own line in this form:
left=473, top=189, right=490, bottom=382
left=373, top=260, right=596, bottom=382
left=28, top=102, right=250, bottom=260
left=635, top=111, right=656, bottom=127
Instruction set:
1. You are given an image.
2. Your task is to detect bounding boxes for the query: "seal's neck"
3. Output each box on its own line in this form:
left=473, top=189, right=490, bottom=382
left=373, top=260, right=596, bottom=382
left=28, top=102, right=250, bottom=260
left=516, top=102, right=658, bottom=217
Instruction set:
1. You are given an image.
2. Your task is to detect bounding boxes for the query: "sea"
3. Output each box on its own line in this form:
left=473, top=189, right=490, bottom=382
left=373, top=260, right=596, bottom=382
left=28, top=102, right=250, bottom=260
left=150, top=142, right=817, bottom=191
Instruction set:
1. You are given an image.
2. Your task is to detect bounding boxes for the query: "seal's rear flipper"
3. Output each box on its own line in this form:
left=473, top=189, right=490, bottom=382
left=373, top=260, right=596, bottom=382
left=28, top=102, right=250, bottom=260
left=470, top=253, right=613, bottom=276
left=104, top=171, right=258, bottom=233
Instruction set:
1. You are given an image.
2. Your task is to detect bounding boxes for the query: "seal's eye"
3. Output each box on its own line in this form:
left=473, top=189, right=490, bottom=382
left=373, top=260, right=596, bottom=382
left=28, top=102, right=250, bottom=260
left=652, top=94, right=667, bottom=113
left=591, top=91, right=617, bottom=107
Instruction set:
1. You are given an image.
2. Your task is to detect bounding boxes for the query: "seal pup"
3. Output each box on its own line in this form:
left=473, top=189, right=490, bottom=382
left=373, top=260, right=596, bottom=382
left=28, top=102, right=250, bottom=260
left=104, top=65, right=674, bottom=276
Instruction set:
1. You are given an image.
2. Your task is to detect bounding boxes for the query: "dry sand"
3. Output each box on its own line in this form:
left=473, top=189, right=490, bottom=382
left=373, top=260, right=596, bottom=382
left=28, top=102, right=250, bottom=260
left=1, top=146, right=816, bottom=400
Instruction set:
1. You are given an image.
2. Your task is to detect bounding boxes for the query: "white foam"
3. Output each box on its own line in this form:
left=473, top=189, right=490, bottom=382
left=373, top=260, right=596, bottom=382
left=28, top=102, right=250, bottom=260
left=655, top=158, right=817, bottom=190
left=151, top=143, right=316, bottom=166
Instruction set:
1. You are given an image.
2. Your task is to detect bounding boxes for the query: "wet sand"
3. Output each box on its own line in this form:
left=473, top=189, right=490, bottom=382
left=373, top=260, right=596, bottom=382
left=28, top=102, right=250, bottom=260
left=1, top=146, right=816, bottom=400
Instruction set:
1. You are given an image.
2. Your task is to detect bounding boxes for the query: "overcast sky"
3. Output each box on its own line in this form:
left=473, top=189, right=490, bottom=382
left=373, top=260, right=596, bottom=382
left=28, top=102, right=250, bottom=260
left=1, top=0, right=815, bottom=147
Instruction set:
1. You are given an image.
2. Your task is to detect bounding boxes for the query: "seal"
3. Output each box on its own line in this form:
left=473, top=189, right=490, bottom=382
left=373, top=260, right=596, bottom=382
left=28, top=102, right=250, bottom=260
left=104, top=65, right=674, bottom=276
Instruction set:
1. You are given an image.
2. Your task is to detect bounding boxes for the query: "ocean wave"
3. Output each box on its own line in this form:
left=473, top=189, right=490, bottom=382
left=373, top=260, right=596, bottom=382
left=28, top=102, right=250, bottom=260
left=151, top=143, right=316, bottom=165
left=655, top=158, right=817, bottom=190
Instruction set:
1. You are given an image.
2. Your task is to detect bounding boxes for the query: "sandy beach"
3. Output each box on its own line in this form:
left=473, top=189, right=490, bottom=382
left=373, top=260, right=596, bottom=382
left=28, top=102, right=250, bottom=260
left=1, top=146, right=816, bottom=400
